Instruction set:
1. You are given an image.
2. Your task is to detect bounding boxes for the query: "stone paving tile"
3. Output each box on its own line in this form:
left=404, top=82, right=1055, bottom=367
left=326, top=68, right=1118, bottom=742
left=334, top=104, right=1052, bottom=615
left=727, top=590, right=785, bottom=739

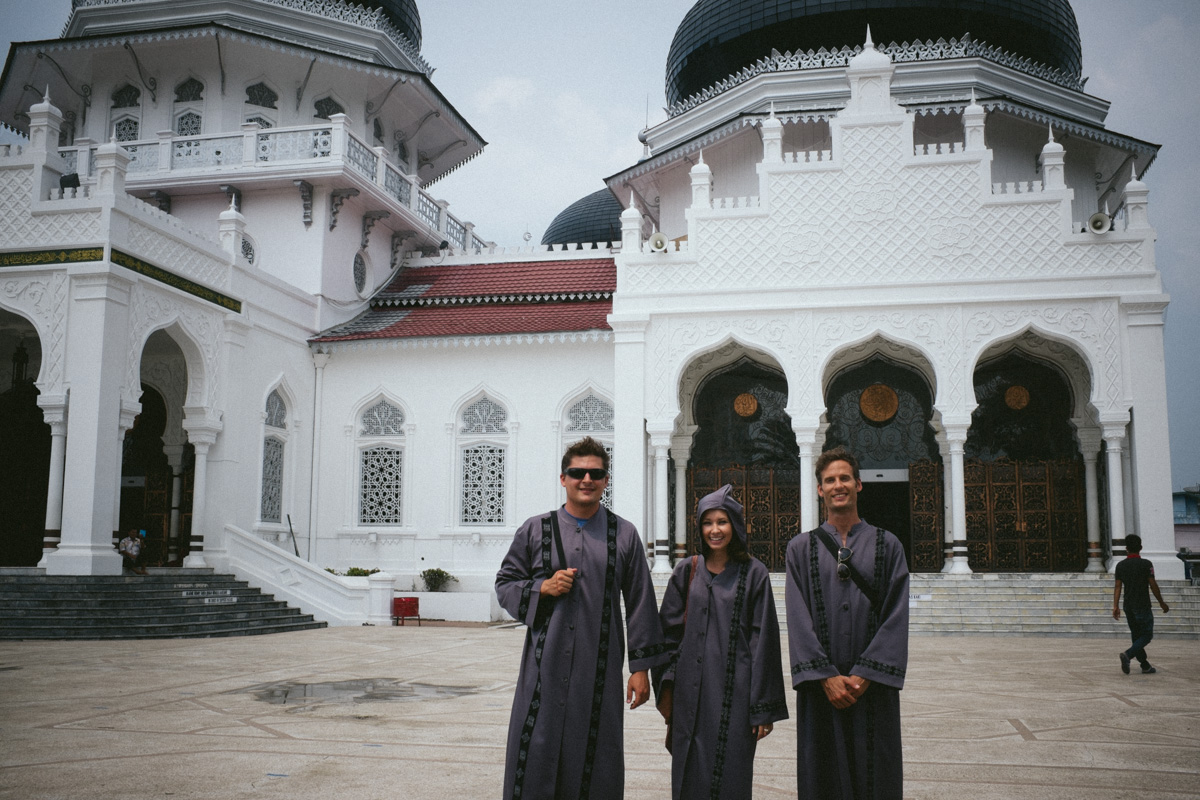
left=0, top=628, right=1197, bottom=799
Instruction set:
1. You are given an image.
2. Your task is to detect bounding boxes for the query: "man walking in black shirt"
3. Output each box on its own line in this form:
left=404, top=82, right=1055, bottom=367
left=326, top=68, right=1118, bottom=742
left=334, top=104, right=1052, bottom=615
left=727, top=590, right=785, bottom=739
left=1112, top=534, right=1170, bottom=674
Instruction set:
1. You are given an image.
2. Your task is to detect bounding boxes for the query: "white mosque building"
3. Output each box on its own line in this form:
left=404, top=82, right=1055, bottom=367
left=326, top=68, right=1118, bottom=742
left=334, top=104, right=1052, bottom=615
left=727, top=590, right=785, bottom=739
left=0, top=0, right=1180, bottom=622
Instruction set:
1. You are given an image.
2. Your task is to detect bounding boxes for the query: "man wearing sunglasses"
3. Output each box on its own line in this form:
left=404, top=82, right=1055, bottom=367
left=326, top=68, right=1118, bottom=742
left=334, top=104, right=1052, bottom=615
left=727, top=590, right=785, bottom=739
left=785, top=446, right=910, bottom=799
left=496, top=436, right=667, bottom=800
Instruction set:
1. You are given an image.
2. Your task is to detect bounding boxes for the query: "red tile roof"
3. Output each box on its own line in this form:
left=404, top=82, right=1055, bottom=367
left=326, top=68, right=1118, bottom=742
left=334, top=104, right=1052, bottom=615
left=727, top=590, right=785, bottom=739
left=314, top=258, right=616, bottom=343
left=378, top=258, right=615, bottom=302
left=314, top=301, right=612, bottom=342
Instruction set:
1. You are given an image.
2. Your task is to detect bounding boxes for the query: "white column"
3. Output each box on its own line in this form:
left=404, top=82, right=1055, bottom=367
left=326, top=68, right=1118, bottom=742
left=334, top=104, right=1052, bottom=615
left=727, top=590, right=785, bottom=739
left=307, top=352, right=330, bottom=562
left=1103, top=424, right=1128, bottom=573
left=649, top=433, right=672, bottom=574
left=45, top=270, right=131, bottom=576
left=111, top=403, right=138, bottom=546
left=945, top=423, right=972, bottom=574
left=792, top=424, right=820, bottom=532
left=670, top=429, right=695, bottom=561
left=162, top=444, right=185, bottom=563
left=36, top=397, right=68, bottom=567
left=933, top=429, right=954, bottom=573
left=182, top=411, right=223, bottom=569
left=1074, top=426, right=1105, bottom=573
left=609, top=316, right=649, bottom=536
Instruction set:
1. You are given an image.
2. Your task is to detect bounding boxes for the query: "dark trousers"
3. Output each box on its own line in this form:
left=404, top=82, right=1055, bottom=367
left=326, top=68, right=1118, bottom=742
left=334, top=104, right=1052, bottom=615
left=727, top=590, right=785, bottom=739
left=1123, top=608, right=1154, bottom=667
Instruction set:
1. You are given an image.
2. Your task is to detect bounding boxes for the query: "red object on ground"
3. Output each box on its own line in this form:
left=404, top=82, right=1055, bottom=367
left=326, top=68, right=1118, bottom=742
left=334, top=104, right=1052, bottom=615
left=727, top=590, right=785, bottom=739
left=392, top=596, right=420, bottom=626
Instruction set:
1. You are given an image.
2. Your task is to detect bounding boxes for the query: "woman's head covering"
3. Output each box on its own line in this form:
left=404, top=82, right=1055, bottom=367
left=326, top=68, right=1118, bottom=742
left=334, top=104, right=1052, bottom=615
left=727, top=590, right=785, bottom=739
left=695, top=484, right=746, bottom=546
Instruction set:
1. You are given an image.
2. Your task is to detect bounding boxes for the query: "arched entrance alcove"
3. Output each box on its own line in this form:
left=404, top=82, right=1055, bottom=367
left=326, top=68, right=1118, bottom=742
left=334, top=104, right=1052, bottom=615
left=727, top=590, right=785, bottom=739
left=822, top=351, right=941, bottom=569
left=0, top=309, right=49, bottom=566
left=127, top=329, right=195, bottom=566
left=965, top=347, right=1087, bottom=571
left=682, top=351, right=800, bottom=569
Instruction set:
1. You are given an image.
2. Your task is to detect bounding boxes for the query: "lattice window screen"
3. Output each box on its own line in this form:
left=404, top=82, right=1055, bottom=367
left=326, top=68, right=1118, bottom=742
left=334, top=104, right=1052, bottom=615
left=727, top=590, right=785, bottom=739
left=360, top=446, right=403, bottom=524
left=176, top=111, right=202, bottom=137
left=246, top=82, right=278, bottom=109
left=567, top=394, right=614, bottom=432
left=461, top=444, right=505, bottom=524
left=260, top=436, right=284, bottom=523
left=265, top=390, right=287, bottom=429
left=460, top=396, right=507, bottom=434
left=361, top=400, right=405, bottom=436
left=174, top=78, right=204, bottom=103
left=114, top=118, right=139, bottom=142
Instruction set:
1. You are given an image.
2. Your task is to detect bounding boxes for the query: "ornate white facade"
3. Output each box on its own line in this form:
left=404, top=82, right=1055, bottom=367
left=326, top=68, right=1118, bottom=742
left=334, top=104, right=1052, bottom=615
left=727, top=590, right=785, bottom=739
left=0, top=1, right=1181, bottom=623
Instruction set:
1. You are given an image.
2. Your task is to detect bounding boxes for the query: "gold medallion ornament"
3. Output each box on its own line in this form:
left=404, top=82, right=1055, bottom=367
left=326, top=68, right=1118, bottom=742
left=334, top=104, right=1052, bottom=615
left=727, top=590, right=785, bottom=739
left=1005, top=385, right=1030, bottom=410
left=859, top=384, right=899, bottom=423
left=733, top=392, right=758, bottom=418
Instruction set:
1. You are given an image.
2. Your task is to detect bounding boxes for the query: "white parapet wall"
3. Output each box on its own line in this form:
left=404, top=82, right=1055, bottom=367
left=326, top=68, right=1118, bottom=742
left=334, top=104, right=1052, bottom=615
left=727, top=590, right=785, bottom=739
left=222, top=524, right=387, bottom=625
left=221, top=525, right=506, bottom=623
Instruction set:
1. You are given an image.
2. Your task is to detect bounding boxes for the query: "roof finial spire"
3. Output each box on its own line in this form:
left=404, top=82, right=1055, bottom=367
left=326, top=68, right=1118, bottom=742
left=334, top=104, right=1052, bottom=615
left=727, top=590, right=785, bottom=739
left=864, top=25, right=875, bottom=50
left=43, top=85, right=51, bottom=104
left=1047, top=121, right=1055, bottom=144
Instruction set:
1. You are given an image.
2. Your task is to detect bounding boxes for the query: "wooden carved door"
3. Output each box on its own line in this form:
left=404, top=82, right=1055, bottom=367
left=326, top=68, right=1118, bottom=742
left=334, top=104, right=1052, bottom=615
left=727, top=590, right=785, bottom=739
left=965, top=459, right=1085, bottom=571
left=908, top=460, right=944, bottom=571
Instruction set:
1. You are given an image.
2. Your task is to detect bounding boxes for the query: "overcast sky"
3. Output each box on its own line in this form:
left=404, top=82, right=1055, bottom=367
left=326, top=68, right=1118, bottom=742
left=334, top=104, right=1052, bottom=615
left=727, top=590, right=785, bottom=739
left=2, top=0, right=1198, bottom=490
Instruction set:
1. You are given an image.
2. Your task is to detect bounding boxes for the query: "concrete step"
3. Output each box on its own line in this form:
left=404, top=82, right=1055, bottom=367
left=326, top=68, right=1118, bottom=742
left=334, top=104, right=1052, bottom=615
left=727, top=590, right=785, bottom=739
left=650, top=571, right=1200, bottom=638
left=0, top=571, right=326, bottom=640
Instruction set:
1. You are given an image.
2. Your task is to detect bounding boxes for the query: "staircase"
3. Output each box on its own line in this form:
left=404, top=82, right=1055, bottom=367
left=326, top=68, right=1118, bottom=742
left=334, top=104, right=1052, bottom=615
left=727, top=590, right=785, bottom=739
left=0, top=569, right=327, bottom=640
left=653, top=572, right=1200, bottom=638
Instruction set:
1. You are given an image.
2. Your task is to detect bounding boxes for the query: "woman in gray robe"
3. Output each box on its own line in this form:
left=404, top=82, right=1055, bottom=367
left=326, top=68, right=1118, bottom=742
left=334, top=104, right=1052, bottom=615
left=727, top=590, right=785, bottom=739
left=654, top=484, right=789, bottom=799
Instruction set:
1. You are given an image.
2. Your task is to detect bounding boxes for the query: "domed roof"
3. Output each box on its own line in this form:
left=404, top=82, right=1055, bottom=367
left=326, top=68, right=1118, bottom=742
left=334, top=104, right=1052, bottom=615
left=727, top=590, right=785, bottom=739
left=666, top=0, right=1081, bottom=106
left=355, top=0, right=422, bottom=50
left=542, top=189, right=624, bottom=246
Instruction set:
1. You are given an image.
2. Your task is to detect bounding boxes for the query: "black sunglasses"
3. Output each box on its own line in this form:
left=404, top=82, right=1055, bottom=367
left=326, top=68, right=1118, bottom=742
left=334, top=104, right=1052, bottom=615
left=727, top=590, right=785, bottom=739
left=836, top=546, right=853, bottom=581
left=565, top=467, right=608, bottom=481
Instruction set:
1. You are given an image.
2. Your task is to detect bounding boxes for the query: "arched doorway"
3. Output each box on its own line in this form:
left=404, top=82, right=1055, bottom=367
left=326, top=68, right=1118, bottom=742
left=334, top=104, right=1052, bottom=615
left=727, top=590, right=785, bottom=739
left=128, top=329, right=195, bottom=566
left=0, top=312, right=49, bottom=567
left=685, top=356, right=800, bottom=569
left=965, top=352, right=1085, bottom=571
left=823, top=354, right=941, bottom=570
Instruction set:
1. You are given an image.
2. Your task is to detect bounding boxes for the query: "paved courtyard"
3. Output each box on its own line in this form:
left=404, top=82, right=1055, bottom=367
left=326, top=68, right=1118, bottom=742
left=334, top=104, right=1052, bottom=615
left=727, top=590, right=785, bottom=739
left=0, top=625, right=1197, bottom=799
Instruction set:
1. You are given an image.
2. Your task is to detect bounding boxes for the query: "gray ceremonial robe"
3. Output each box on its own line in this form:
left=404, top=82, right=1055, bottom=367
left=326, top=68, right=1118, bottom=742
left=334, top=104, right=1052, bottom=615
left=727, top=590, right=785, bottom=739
left=496, top=506, right=667, bottom=800
left=784, top=521, right=909, bottom=800
left=655, top=555, right=789, bottom=799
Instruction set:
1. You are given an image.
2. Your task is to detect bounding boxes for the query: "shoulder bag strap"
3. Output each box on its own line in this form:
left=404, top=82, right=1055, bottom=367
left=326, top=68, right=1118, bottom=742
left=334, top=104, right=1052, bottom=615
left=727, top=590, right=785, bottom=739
left=682, top=554, right=698, bottom=626
left=813, top=527, right=880, bottom=609
left=548, top=512, right=569, bottom=576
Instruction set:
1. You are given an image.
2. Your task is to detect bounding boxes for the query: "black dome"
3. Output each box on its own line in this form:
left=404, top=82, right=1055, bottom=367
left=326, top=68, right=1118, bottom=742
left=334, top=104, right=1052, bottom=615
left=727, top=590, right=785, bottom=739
left=666, top=0, right=1081, bottom=106
left=542, top=189, right=624, bottom=246
left=356, top=0, right=422, bottom=50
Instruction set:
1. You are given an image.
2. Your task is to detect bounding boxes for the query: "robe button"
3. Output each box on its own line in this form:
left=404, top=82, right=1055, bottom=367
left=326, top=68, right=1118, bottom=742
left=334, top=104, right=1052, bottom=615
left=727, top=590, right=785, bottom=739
left=842, top=603, right=849, bottom=610
left=569, top=624, right=574, bottom=630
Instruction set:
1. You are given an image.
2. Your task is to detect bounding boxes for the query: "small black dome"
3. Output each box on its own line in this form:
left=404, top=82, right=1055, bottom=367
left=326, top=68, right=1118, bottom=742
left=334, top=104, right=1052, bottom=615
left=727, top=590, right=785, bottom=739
left=355, top=0, right=422, bottom=50
left=666, top=0, right=1081, bottom=106
left=542, top=189, right=623, bottom=246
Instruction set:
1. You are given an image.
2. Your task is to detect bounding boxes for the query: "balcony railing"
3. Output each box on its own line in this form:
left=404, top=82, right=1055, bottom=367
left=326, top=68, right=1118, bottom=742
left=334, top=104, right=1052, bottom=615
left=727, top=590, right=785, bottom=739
left=57, top=113, right=479, bottom=250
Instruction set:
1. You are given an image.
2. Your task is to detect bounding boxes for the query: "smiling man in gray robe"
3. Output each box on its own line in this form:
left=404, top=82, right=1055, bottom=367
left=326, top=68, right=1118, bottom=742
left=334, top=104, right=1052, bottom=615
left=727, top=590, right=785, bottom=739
left=496, top=436, right=667, bottom=800
left=785, top=446, right=910, bottom=799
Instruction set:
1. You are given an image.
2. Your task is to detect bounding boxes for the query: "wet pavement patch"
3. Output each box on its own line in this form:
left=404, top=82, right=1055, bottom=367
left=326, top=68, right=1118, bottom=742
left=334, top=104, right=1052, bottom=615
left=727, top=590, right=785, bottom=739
left=234, top=678, right=486, bottom=706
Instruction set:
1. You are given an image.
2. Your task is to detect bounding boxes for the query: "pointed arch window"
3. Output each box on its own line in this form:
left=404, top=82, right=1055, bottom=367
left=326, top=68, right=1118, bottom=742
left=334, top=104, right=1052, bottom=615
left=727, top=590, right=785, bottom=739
left=314, top=97, right=345, bottom=120
left=358, top=399, right=405, bottom=526
left=244, top=82, right=278, bottom=128
left=260, top=390, right=287, bottom=524
left=564, top=392, right=615, bottom=508
left=173, top=78, right=204, bottom=137
left=111, top=84, right=141, bottom=143
left=459, top=395, right=508, bottom=525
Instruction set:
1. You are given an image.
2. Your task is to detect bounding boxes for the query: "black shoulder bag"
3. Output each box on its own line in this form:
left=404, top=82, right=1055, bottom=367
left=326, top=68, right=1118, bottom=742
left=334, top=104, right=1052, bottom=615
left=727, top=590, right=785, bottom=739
left=813, top=527, right=880, bottom=609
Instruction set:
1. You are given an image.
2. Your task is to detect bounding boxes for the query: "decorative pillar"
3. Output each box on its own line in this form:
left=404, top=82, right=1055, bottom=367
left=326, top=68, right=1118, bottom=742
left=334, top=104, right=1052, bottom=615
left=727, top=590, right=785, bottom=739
left=649, top=431, right=673, bottom=574
left=962, top=90, right=986, bottom=152
left=1102, top=423, right=1128, bottom=572
left=44, top=271, right=132, bottom=576
left=670, top=429, right=696, bottom=561
left=792, top=424, right=821, bottom=532
left=1039, top=123, right=1065, bottom=190
left=934, top=429, right=954, bottom=572
left=111, top=402, right=139, bottom=546
left=163, top=444, right=185, bottom=564
left=182, top=410, right=223, bottom=569
left=1072, top=423, right=1105, bottom=572
left=944, top=422, right=972, bottom=574
left=307, top=351, right=330, bottom=562
left=761, top=105, right=783, bottom=163
left=36, top=396, right=68, bottom=566
left=609, top=315, right=649, bottom=536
